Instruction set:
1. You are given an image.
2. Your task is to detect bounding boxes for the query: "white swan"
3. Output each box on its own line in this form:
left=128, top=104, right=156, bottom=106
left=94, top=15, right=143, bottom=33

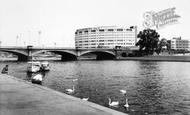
left=82, top=97, right=89, bottom=101
left=120, top=89, right=127, bottom=95
left=66, top=85, right=75, bottom=94
left=108, top=98, right=119, bottom=107
left=72, top=78, right=78, bottom=82
left=124, top=98, right=129, bottom=108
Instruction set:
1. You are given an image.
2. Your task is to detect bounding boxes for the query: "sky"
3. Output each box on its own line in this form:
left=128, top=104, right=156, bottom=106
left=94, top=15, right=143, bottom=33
left=0, top=0, right=189, bottom=47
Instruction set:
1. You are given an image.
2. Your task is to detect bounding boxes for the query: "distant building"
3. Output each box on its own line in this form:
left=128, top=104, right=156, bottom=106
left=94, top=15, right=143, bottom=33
left=171, top=37, right=190, bottom=50
left=75, top=26, right=137, bottom=49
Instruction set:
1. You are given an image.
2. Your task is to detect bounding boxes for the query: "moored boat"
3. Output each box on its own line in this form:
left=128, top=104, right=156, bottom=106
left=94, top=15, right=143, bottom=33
left=27, top=61, right=41, bottom=73
left=40, top=61, right=50, bottom=71
left=31, top=74, right=43, bottom=85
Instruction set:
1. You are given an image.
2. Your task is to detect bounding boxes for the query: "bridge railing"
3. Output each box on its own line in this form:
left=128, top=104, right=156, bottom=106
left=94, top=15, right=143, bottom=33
left=0, top=46, right=77, bottom=50
left=0, top=46, right=139, bottom=51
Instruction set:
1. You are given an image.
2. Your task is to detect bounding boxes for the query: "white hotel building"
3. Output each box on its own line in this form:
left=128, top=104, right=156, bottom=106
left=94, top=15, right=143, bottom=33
left=75, top=26, right=137, bottom=49
left=171, top=37, right=190, bottom=50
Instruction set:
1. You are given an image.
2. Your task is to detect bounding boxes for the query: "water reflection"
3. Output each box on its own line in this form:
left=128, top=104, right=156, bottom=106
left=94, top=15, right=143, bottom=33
left=131, top=61, right=164, bottom=114
left=75, top=76, right=108, bottom=106
left=130, top=61, right=190, bottom=115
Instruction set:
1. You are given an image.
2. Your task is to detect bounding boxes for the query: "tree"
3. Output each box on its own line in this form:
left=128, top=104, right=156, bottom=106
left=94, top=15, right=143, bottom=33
left=166, top=40, right=171, bottom=51
left=136, top=29, right=160, bottom=55
left=158, top=38, right=167, bottom=52
left=159, top=38, right=167, bottom=47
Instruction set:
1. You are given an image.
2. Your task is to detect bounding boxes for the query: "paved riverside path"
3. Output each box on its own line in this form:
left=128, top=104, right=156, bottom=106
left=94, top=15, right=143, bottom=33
left=0, top=74, right=127, bottom=115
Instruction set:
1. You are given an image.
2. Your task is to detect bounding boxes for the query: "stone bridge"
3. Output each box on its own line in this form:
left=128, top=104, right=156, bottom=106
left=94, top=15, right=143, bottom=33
left=0, top=46, right=136, bottom=61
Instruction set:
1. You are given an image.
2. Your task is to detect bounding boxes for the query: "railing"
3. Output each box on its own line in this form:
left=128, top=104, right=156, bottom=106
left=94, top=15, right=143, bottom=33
left=0, top=46, right=76, bottom=49
left=0, top=46, right=139, bottom=51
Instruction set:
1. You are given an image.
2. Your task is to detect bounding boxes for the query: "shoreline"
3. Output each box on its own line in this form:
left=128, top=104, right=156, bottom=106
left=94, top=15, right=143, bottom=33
left=118, top=55, right=190, bottom=62
left=0, top=55, right=190, bottom=62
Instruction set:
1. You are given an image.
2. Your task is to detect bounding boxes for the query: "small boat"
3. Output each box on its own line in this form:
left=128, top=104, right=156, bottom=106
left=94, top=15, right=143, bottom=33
left=27, top=61, right=41, bottom=73
left=40, top=61, right=50, bottom=71
left=31, top=74, right=43, bottom=85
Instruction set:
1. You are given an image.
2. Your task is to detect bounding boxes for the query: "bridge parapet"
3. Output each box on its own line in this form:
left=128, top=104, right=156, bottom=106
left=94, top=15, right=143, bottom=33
left=0, top=46, right=135, bottom=61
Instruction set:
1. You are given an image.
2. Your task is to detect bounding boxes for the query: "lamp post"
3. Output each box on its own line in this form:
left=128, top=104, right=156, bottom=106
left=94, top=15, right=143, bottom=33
left=24, top=41, right=26, bottom=47
left=16, top=35, right=19, bottom=47
left=19, top=33, right=22, bottom=47
left=54, top=42, right=56, bottom=48
left=38, top=30, right=41, bottom=47
left=28, top=30, right=31, bottom=46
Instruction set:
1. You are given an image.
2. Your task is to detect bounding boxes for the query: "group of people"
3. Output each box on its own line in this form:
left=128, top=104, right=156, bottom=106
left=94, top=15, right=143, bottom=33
left=1, top=65, right=8, bottom=74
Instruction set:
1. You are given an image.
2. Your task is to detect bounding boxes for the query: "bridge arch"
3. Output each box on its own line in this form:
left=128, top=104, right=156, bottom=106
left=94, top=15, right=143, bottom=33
left=80, top=50, right=116, bottom=60
left=0, top=49, right=28, bottom=61
left=32, top=50, right=77, bottom=61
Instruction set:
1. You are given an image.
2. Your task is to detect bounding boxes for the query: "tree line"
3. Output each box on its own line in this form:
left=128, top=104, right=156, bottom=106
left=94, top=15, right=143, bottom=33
left=135, top=28, right=173, bottom=56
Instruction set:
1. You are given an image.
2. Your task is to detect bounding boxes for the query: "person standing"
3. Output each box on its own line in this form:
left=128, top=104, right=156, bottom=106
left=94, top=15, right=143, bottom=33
left=1, top=65, right=8, bottom=74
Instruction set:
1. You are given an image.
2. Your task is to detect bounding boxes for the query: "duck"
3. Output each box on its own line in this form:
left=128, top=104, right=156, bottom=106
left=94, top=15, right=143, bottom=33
left=124, top=98, right=129, bottom=108
left=108, top=98, right=119, bottom=107
left=66, top=85, right=75, bottom=94
left=82, top=97, right=89, bottom=101
left=120, top=89, right=127, bottom=95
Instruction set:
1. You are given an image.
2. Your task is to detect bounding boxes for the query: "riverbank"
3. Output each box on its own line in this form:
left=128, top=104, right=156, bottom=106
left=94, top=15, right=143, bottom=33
left=0, top=74, right=127, bottom=115
left=119, top=55, right=190, bottom=62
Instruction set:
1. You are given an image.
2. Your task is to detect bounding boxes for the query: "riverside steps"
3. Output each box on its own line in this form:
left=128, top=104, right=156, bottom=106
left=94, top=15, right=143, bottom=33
left=0, top=74, right=127, bottom=115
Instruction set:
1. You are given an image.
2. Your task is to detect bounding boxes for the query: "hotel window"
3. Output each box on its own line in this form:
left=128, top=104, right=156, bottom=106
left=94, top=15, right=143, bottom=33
left=108, top=29, right=114, bottom=31
left=79, top=31, right=82, bottom=34
left=126, top=29, right=132, bottom=31
left=117, top=29, right=123, bottom=31
left=91, top=30, right=96, bottom=32
left=99, top=29, right=104, bottom=32
left=99, top=43, right=104, bottom=45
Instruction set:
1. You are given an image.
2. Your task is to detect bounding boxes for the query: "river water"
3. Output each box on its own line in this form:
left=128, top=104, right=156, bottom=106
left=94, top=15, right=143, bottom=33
left=1, top=60, right=190, bottom=115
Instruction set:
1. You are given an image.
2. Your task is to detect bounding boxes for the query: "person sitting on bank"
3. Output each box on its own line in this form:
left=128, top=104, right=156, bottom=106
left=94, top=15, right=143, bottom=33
left=1, top=65, right=8, bottom=74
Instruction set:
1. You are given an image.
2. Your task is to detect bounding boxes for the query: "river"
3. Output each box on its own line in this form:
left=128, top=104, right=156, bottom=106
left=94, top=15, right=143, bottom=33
left=1, top=60, right=190, bottom=115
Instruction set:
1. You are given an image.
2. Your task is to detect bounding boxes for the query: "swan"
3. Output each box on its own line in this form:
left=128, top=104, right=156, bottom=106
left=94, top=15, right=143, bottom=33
left=120, top=89, right=127, bottom=95
left=82, top=97, right=89, bottom=101
left=66, top=85, right=75, bottom=94
left=108, top=98, right=119, bottom=107
left=72, top=78, right=78, bottom=82
left=124, top=98, right=129, bottom=108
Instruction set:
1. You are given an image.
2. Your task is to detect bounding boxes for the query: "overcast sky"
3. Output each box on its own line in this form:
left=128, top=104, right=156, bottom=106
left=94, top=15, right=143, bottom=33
left=0, top=0, right=189, bottom=47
